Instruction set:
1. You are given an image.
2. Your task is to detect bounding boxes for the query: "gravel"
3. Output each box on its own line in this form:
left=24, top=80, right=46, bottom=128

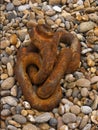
left=1, top=0, right=98, bottom=129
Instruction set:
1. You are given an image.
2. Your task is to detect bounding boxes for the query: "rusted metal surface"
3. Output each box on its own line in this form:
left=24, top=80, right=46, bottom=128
left=15, top=24, right=81, bottom=111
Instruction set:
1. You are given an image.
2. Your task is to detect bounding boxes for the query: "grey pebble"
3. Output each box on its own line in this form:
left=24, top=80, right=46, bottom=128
left=18, top=4, right=30, bottom=11
left=22, top=123, right=38, bottom=130
left=7, top=125, right=17, bottom=130
left=81, top=48, right=92, bottom=54
left=35, top=112, right=52, bottom=123
left=81, top=106, right=92, bottom=114
left=93, top=45, right=98, bottom=52
left=12, top=114, right=27, bottom=124
left=1, top=96, right=17, bottom=106
left=1, top=90, right=10, bottom=96
left=62, top=112, right=76, bottom=124
left=6, top=3, right=14, bottom=11
left=1, top=77, right=15, bottom=90
left=78, top=21, right=96, bottom=33
left=7, top=12, right=17, bottom=21
left=1, top=109, right=11, bottom=116
left=53, top=6, right=61, bottom=12
left=49, top=118, right=58, bottom=127
left=82, top=124, right=91, bottom=130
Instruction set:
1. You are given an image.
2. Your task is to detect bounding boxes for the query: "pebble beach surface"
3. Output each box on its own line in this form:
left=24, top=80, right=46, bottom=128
left=0, top=0, right=98, bottom=130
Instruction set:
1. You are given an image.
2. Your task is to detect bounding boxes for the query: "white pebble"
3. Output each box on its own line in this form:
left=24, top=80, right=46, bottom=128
left=53, top=6, right=61, bottom=12
left=7, top=62, right=13, bottom=76
left=81, top=106, right=92, bottom=114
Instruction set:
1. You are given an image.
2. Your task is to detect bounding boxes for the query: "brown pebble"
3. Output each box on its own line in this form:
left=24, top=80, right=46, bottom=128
left=10, top=34, right=18, bottom=45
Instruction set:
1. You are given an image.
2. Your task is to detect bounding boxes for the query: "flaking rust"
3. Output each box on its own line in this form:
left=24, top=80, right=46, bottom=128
left=15, top=24, right=81, bottom=111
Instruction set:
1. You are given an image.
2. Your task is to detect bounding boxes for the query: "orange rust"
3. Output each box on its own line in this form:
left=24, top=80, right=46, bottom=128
left=15, top=24, right=81, bottom=111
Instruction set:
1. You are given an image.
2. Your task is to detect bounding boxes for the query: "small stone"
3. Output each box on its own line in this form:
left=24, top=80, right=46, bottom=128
left=39, top=123, right=50, bottom=130
left=6, top=3, right=14, bottom=11
left=10, top=34, right=18, bottom=45
left=7, top=125, right=17, bottom=130
left=1, top=74, right=8, bottom=80
left=58, top=104, right=65, bottom=115
left=18, top=4, right=30, bottom=11
left=21, top=110, right=28, bottom=116
left=7, top=12, right=17, bottom=21
left=11, top=85, right=17, bottom=96
left=68, top=122, right=78, bottom=129
left=27, top=114, right=35, bottom=123
left=53, top=6, right=62, bottom=12
left=81, top=88, right=89, bottom=97
left=70, top=105, right=80, bottom=115
left=82, top=124, right=91, bottom=130
left=78, top=21, right=96, bottom=33
left=22, top=123, right=38, bottom=130
left=1, top=90, right=10, bottom=96
left=45, top=10, right=56, bottom=16
left=35, top=112, right=52, bottom=123
left=0, top=40, right=10, bottom=49
left=81, top=106, right=92, bottom=114
left=91, top=110, right=98, bottom=125
left=88, top=13, right=98, bottom=23
left=12, top=114, right=27, bottom=124
left=93, top=45, right=98, bottom=52
left=65, top=21, right=70, bottom=30
left=61, top=0, right=67, bottom=5
left=23, top=101, right=31, bottom=109
left=17, top=29, right=27, bottom=41
left=1, top=96, right=17, bottom=106
left=1, top=109, right=11, bottom=116
left=1, top=77, right=15, bottom=90
left=13, top=0, right=21, bottom=6
left=59, top=125, right=68, bottom=130
left=7, top=62, right=13, bottom=76
left=49, top=118, right=58, bottom=127
left=94, top=27, right=98, bottom=36
left=62, top=113, right=76, bottom=124
left=79, top=115, right=89, bottom=129
left=81, top=48, right=92, bottom=54
left=65, top=74, right=75, bottom=82
left=49, top=0, right=61, bottom=5
left=8, top=120, right=21, bottom=127
left=76, top=78, right=91, bottom=87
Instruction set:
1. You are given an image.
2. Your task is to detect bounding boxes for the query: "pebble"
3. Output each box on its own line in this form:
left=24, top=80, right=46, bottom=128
left=27, top=114, right=35, bottom=123
left=35, top=112, right=52, bottom=123
left=81, top=88, right=89, bottom=97
left=91, top=110, right=98, bottom=125
left=0, top=40, right=10, bottom=49
left=70, top=105, right=80, bottom=115
left=13, top=0, right=21, bottom=6
left=49, top=118, right=58, bottom=127
left=8, top=120, right=21, bottom=127
left=79, top=115, right=89, bottom=129
left=49, top=0, right=61, bottom=5
left=10, top=34, right=18, bottom=45
left=76, top=78, right=91, bottom=87
left=78, top=21, right=96, bottom=33
left=7, top=62, right=13, bottom=76
left=1, top=90, right=10, bottom=96
left=7, top=12, right=17, bottom=21
left=58, top=104, right=65, bottom=115
left=6, top=3, right=14, bottom=11
left=1, top=74, right=8, bottom=80
left=59, top=125, right=68, bottom=130
left=94, top=27, right=98, bottom=36
left=11, top=85, right=17, bottom=96
left=81, top=48, right=92, bottom=54
left=93, top=45, right=98, bottom=52
left=1, top=96, right=17, bottom=106
left=39, top=123, right=50, bottom=130
left=82, top=124, right=91, bottom=130
left=21, top=110, right=28, bottom=116
left=12, top=114, right=27, bottom=124
left=62, top=113, right=76, bottom=124
left=1, top=77, right=15, bottom=90
left=23, top=101, right=31, bottom=109
left=18, top=4, right=30, bottom=11
left=1, top=109, right=11, bottom=116
left=7, top=125, right=17, bottom=130
left=53, top=6, right=62, bottom=12
left=22, top=123, right=38, bottom=130
left=81, top=106, right=92, bottom=114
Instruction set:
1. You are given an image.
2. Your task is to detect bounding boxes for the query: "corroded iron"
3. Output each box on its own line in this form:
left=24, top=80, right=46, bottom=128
left=15, top=24, right=81, bottom=111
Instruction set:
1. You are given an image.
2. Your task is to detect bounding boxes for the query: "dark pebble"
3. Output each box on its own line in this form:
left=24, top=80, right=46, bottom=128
left=12, top=114, right=27, bottom=124
left=49, top=118, right=58, bottom=127
left=0, top=24, right=3, bottom=30
left=0, top=0, right=3, bottom=4
left=3, top=104, right=11, bottom=109
left=7, top=12, right=17, bottom=21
